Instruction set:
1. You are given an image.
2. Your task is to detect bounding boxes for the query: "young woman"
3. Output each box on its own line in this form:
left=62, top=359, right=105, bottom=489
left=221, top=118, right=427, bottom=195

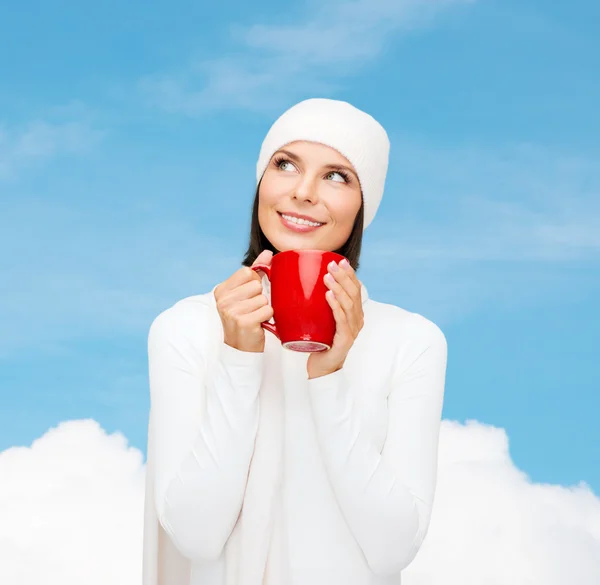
left=142, top=98, right=448, bottom=585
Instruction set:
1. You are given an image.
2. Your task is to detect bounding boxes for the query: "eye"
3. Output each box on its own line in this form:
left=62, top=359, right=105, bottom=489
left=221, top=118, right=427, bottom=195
left=273, top=156, right=296, bottom=172
left=325, top=170, right=350, bottom=183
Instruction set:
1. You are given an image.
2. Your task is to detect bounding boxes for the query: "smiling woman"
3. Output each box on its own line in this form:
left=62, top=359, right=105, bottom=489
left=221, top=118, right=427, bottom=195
left=261, top=142, right=363, bottom=247
left=143, top=98, right=448, bottom=585
left=242, top=140, right=366, bottom=270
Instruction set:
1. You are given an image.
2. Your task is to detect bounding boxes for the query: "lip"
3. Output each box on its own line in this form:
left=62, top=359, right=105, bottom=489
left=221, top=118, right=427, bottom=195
left=278, top=211, right=325, bottom=224
left=277, top=211, right=325, bottom=233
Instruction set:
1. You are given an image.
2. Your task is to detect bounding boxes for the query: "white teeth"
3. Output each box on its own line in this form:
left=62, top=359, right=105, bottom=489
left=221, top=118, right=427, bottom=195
left=281, top=213, right=322, bottom=227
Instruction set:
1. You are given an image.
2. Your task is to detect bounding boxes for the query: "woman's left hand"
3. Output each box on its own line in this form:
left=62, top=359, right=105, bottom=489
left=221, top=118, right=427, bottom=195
left=307, top=258, right=364, bottom=379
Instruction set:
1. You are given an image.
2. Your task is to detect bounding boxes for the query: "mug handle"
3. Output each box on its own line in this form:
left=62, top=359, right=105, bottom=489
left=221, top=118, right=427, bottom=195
left=251, top=264, right=279, bottom=339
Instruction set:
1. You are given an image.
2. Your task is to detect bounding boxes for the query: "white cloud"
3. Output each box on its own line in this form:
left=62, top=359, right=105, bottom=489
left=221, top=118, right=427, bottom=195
left=1, top=418, right=599, bottom=583
left=405, top=420, right=600, bottom=584
left=0, top=120, right=103, bottom=179
left=0, top=420, right=145, bottom=585
left=140, top=0, right=476, bottom=114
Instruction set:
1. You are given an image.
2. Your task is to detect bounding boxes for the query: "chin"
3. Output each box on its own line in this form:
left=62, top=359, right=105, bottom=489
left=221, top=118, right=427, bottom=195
left=266, top=228, right=346, bottom=255
left=270, top=237, right=323, bottom=253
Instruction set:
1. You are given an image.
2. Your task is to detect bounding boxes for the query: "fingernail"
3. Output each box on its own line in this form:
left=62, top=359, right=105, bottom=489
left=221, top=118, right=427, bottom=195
left=329, top=261, right=339, bottom=272
left=340, top=259, right=350, bottom=269
left=324, top=273, right=335, bottom=284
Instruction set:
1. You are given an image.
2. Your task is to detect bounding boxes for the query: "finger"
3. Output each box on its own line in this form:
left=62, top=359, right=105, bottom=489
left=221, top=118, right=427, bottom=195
left=326, top=290, right=351, bottom=338
left=339, top=258, right=360, bottom=284
left=325, top=275, right=364, bottom=338
left=227, top=294, right=269, bottom=316
left=251, top=250, right=274, bottom=278
left=221, top=278, right=263, bottom=305
left=324, top=272, right=354, bottom=315
left=225, top=265, right=262, bottom=291
left=338, top=259, right=363, bottom=300
left=252, top=249, right=274, bottom=267
left=237, top=250, right=272, bottom=284
left=328, top=260, right=360, bottom=299
left=221, top=249, right=273, bottom=296
left=242, top=303, right=274, bottom=326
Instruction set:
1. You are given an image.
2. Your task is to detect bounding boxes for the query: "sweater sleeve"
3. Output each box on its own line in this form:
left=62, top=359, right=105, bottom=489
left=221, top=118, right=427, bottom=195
left=306, top=319, right=447, bottom=576
left=147, top=305, right=263, bottom=562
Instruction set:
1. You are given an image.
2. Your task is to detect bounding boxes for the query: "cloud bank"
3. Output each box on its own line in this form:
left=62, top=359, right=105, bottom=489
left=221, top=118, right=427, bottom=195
left=1, top=418, right=598, bottom=584
left=0, top=421, right=145, bottom=585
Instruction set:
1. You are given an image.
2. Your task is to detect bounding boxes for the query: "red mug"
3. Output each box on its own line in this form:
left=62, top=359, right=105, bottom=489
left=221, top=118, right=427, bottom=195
left=251, top=249, right=346, bottom=352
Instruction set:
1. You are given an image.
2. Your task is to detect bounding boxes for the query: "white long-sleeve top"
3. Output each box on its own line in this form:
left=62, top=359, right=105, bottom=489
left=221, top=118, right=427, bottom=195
left=142, top=279, right=448, bottom=585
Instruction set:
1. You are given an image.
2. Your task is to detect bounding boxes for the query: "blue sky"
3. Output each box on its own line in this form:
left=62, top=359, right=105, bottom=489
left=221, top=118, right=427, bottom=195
left=1, top=0, right=599, bottom=502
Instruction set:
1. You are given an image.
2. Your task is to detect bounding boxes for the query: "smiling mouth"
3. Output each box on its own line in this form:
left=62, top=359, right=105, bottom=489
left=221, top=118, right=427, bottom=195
left=277, top=212, right=325, bottom=227
left=277, top=212, right=326, bottom=233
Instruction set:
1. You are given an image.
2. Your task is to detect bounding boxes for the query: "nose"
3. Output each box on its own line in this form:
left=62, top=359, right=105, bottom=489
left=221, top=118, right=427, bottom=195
left=293, top=175, right=319, bottom=204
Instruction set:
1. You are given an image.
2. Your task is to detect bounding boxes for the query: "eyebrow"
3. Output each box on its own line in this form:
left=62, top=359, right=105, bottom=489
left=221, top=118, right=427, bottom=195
left=276, top=149, right=359, bottom=181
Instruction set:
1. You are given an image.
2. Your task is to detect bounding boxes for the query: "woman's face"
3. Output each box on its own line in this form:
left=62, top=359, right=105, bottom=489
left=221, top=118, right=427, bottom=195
left=258, top=141, right=362, bottom=253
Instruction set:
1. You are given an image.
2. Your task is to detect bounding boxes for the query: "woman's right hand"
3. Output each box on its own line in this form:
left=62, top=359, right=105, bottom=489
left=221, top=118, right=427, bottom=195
left=213, top=250, right=274, bottom=353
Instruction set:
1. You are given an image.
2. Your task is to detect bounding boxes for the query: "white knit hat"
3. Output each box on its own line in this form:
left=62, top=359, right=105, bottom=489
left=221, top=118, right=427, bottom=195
left=256, top=98, right=390, bottom=230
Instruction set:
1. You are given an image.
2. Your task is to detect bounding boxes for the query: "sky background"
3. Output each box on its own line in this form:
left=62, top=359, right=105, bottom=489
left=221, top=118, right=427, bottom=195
left=1, top=0, right=599, bottom=582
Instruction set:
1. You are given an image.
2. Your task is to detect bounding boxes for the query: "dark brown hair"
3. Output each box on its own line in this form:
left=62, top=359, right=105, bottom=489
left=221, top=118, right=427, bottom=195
left=241, top=182, right=365, bottom=271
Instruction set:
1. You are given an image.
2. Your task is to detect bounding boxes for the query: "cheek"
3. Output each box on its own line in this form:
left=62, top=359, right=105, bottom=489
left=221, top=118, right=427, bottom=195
left=257, top=196, right=270, bottom=231
left=330, top=193, right=362, bottom=226
left=257, top=180, right=281, bottom=232
left=258, top=173, right=281, bottom=208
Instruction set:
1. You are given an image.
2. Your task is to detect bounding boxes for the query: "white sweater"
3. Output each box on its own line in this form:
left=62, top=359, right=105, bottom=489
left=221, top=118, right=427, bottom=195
left=142, top=278, right=447, bottom=585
